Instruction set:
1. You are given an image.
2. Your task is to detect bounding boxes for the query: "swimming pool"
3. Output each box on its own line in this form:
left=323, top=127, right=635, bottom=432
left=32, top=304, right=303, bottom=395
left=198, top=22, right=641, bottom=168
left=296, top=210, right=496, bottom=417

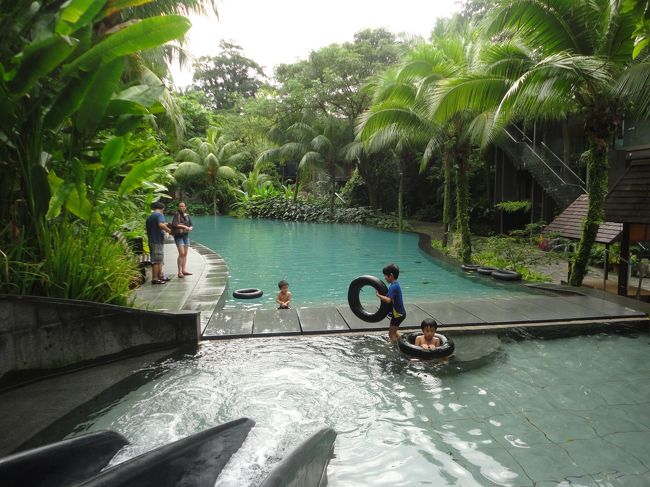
left=190, top=217, right=530, bottom=309
left=56, top=329, right=650, bottom=486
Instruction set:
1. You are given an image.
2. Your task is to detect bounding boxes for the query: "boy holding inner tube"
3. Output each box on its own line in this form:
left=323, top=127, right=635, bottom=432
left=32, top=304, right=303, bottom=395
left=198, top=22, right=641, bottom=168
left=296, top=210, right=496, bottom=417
left=376, top=263, right=406, bottom=343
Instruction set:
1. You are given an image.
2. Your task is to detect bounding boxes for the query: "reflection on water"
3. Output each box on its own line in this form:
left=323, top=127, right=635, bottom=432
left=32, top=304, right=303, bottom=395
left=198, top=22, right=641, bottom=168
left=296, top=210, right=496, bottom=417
left=66, top=331, right=650, bottom=487
left=190, top=216, right=531, bottom=310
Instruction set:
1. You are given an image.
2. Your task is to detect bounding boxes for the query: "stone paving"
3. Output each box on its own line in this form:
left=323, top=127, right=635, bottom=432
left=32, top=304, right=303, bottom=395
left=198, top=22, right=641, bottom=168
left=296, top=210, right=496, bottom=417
left=133, top=240, right=228, bottom=332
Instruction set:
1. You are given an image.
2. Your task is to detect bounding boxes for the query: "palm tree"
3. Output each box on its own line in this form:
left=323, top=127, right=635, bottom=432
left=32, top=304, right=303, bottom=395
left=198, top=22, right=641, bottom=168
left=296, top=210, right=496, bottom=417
left=482, top=0, right=636, bottom=285
left=257, top=118, right=349, bottom=212
left=174, top=127, right=245, bottom=214
left=357, top=29, right=486, bottom=261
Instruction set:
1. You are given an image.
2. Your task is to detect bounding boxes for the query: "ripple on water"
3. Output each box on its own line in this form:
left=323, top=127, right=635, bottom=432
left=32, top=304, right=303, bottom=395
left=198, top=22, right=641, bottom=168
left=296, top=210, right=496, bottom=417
left=60, top=332, right=650, bottom=487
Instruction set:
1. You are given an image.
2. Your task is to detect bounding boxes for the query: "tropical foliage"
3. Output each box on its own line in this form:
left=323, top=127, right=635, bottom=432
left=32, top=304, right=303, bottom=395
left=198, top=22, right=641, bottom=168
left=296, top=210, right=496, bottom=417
left=0, top=0, right=190, bottom=302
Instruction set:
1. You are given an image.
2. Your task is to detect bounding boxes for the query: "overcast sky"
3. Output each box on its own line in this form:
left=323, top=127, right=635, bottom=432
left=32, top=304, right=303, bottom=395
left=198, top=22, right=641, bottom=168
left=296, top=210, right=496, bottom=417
left=171, top=0, right=461, bottom=87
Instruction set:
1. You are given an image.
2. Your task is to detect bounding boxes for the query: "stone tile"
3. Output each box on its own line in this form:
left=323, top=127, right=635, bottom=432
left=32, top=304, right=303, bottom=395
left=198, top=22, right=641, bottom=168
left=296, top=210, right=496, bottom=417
left=450, top=298, right=523, bottom=324
left=337, top=306, right=389, bottom=331
left=484, top=413, right=551, bottom=449
left=618, top=404, right=650, bottom=430
left=415, top=302, right=485, bottom=326
left=296, top=307, right=349, bottom=333
left=605, top=431, right=650, bottom=468
left=585, top=406, right=648, bottom=437
left=399, top=305, right=434, bottom=329
left=559, top=295, right=645, bottom=317
left=563, top=438, right=647, bottom=476
left=545, top=384, right=608, bottom=412
left=253, top=309, right=300, bottom=335
left=507, top=444, right=590, bottom=482
left=589, top=472, right=650, bottom=487
left=203, top=310, right=254, bottom=338
left=489, top=296, right=567, bottom=321
left=593, top=380, right=650, bottom=406
left=522, top=409, right=598, bottom=444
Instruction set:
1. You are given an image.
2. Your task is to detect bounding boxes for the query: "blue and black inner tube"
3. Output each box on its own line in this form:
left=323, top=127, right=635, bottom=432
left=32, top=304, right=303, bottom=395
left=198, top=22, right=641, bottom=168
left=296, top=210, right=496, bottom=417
left=347, top=275, right=392, bottom=323
left=398, top=332, right=455, bottom=359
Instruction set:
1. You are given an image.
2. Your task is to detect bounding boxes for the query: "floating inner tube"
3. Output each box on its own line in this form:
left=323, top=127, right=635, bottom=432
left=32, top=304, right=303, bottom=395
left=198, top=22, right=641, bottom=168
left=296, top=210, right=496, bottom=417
left=347, top=275, right=392, bottom=323
left=491, top=269, right=522, bottom=281
left=461, top=264, right=480, bottom=272
left=233, top=288, right=263, bottom=299
left=477, top=266, right=498, bottom=276
left=398, top=332, right=455, bottom=359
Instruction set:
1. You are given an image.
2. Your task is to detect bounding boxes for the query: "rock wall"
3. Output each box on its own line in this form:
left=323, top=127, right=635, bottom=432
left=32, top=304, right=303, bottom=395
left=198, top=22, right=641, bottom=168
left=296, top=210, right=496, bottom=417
left=0, top=295, right=200, bottom=385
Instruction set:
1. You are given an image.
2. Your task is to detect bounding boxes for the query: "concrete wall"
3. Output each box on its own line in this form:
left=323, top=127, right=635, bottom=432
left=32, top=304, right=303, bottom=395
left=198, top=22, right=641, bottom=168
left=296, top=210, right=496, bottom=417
left=0, top=295, right=200, bottom=384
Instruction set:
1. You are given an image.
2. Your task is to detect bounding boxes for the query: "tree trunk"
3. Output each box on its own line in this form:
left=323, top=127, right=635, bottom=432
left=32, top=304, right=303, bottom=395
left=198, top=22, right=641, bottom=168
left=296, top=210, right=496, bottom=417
left=442, top=152, right=452, bottom=247
left=293, top=177, right=300, bottom=202
left=568, top=140, right=609, bottom=286
left=329, top=160, right=336, bottom=216
left=455, top=152, right=472, bottom=264
left=398, top=167, right=403, bottom=231
left=212, top=191, right=218, bottom=215
left=562, top=117, right=571, bottom=178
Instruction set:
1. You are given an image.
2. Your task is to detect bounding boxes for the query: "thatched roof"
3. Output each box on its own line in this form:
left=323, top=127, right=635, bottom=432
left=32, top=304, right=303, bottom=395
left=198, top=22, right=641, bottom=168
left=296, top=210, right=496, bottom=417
left=545, top=194, right=622, bottom=244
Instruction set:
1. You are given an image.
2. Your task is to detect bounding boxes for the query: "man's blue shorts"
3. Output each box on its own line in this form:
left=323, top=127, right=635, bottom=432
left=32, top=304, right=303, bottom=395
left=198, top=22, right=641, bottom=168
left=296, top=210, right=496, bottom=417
left=174, top=234, right=190, bottom=246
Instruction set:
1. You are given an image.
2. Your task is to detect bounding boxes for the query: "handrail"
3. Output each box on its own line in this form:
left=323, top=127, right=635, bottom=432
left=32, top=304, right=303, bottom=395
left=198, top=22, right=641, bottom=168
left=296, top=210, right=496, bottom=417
left=509, top=124, right=532, bottom=144
left=540, top=141, right=586, bottom=188
left=509, top=124, right=586, bottom=190
left=503, top=127, right=569, bottom=186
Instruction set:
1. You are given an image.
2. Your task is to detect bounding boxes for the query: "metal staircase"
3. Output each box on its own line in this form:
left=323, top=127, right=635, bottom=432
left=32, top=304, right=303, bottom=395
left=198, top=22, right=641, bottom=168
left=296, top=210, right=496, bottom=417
left=497, top=125, right=587, bottom=208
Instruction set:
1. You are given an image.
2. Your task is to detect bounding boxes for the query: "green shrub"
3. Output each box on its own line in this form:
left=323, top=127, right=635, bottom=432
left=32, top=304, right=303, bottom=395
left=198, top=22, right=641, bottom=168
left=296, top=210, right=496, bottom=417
left=2, top=220, right=138, bottom=305
left=243, top=195, right=408, bottom=230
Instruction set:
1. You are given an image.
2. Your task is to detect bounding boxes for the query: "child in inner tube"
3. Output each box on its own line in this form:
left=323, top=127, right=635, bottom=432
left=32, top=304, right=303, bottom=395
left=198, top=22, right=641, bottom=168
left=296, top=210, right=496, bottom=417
left=376, top=263, right=406, bottom=343
left=416, top=319, right=441, bottom=349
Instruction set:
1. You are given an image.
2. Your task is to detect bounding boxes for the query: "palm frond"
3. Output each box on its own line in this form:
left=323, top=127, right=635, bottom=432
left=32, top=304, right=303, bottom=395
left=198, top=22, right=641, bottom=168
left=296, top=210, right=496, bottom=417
left=255, top=148, right=281, bottom=166
left=311, top=134, right=333, bottom=154
left=216, top=165, right=237, bottom=179
left=175, top=148, right=200, bottom=163
left=431, top=76, right=510, bottom=123
left=299, top=151, right=324, bottom=171
left=616, top=58, right=650, bottom=119
left=174, top=161, right=204, bottom=179
left=485, top=0, right=584, bottom=55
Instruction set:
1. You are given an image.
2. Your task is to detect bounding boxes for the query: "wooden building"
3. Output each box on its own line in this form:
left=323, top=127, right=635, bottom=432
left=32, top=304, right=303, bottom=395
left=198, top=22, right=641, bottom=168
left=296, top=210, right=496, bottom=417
left=604, top=159, right=650, bottom=296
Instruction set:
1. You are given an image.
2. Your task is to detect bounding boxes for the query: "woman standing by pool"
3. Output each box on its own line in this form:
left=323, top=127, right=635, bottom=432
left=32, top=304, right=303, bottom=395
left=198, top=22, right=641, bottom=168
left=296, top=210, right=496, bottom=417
left=171, top=202, right=193, bottom=278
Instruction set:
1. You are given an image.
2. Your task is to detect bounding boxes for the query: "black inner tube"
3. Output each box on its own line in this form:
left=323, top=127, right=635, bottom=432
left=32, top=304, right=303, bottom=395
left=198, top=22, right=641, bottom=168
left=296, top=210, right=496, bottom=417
left=491, top=269, right=522, bottom=281
left=233, top=288, right=263, bottom=299
left=398, top=332, right=455, bottom=359
left=347, top=275, right=392, bottom=323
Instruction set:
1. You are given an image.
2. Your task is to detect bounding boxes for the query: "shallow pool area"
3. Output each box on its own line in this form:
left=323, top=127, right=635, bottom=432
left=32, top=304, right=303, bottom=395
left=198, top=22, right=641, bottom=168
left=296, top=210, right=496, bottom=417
left=61, top=330, right=650, bottom=486
left=191, top=217, right=530, bottom=310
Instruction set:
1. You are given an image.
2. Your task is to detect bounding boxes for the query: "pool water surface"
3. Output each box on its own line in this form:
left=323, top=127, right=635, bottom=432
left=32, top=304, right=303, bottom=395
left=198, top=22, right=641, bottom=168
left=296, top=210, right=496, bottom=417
left=190, top=217, right=530, bottom=310
left=65, top=330, right=650, bottom=487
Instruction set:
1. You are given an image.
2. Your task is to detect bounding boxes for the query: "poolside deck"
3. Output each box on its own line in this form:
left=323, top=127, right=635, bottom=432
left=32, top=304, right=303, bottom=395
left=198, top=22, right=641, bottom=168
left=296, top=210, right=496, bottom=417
left=133, top=242, right=650, bottom=339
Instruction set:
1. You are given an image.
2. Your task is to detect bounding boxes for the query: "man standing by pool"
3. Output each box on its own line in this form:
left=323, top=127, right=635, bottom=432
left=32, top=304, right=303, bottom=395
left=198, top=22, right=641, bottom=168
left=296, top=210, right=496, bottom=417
left=146, top=201, right=172, bottom=285
left=377, top=263, right=406, bottom=343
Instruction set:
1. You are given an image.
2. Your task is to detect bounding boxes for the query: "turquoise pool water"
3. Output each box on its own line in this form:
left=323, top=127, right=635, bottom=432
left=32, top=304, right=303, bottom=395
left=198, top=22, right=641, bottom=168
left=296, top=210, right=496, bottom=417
left=190, top=217, right=530, bottom=309
left=63, top=330, right=650, bottom=486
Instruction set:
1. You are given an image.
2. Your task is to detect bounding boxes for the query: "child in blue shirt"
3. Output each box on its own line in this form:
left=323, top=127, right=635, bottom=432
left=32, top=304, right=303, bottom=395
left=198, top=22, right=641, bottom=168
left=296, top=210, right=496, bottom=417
left=376, top=263, right=406, bottom=343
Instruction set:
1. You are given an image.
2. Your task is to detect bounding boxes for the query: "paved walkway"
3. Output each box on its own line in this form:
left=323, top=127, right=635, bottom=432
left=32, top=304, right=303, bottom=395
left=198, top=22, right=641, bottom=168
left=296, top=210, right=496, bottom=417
left=133, top=240, right=228, bottom=332
left=204, top=291, right=648, bottom=339
left=132, top=240, right=649, bottom=340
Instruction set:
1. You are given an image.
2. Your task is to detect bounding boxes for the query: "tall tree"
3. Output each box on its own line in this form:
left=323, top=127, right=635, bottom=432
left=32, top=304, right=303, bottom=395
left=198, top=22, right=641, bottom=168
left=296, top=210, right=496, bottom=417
left=274, top=28, right=403, bottom=123
left=174, top=128, right=245, bottom=213
left=192, top=41, right=266, bottom=110
left=483, top=0, right=636, bottom=286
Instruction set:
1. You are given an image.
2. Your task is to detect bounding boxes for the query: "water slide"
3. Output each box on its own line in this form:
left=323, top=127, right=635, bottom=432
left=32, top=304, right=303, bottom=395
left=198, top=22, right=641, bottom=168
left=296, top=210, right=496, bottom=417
left=0, top=419, right=336, bottom=487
